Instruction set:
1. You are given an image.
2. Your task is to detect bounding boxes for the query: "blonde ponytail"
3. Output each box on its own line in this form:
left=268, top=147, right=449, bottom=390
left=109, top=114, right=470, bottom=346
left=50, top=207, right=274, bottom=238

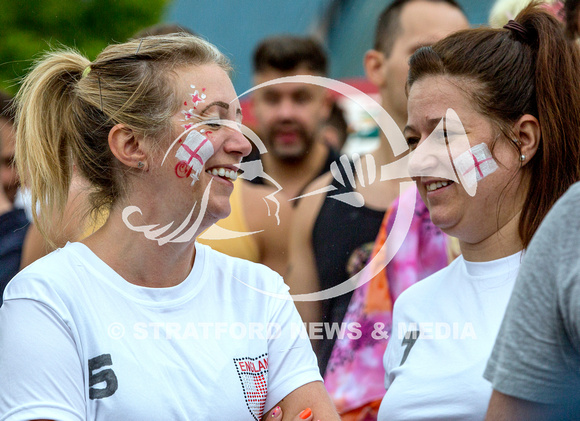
left=15, top=50, right=90, bottom=241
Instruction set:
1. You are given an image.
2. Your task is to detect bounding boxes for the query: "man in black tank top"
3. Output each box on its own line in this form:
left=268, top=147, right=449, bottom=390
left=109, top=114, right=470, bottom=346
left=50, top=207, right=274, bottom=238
left=286, top=0, right=469, bottom=376
left=312, top=160, right=385, bottom=375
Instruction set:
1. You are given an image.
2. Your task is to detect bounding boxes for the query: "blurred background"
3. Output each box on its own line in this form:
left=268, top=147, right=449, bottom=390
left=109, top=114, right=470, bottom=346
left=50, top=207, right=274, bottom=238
left=0, top=0, right=494, bottom=95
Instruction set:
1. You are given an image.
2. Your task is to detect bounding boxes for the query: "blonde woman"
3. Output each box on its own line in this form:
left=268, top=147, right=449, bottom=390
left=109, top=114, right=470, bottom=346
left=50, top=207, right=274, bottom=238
left=0, top=35, right=338, bottom=420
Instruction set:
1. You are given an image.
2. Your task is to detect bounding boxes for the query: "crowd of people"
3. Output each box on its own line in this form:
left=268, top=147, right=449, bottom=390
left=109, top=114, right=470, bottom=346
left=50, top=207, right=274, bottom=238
left=1, top=0, right=580, bottom=420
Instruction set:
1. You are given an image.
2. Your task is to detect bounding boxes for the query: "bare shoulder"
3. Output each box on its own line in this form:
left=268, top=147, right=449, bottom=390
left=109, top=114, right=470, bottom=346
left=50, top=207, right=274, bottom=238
left=21, top=175, right=92, bottom=269
left=304, top=171, right=334, bottom=194
left=241, top=181, right=289, bottom=226
left=293, top=171, right=334, bottom=221
left=240, top=181, right=292, bottom=274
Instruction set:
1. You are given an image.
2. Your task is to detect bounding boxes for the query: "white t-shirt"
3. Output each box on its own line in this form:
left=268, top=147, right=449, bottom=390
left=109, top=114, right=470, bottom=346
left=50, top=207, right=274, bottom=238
left=0, top=242, right=321, bottom=421
left=378, top=252, right=522, bottom=421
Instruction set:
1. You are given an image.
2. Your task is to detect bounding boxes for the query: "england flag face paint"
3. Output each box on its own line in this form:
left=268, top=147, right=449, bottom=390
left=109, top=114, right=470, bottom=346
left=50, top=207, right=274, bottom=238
left=453, top=143, right=498, bottom=191
left=175, top=129, right=215, bottom=186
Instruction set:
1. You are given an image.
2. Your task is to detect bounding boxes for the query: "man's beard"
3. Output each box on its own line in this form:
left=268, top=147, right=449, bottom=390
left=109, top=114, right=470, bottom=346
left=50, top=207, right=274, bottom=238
left=265, top=122, right=316, bottom=164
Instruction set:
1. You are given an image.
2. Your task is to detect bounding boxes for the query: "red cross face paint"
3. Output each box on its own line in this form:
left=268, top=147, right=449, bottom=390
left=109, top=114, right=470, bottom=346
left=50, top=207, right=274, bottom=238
left=175, top=129, right=214, bottom=186
left=453, top=143, right=498, bottom=192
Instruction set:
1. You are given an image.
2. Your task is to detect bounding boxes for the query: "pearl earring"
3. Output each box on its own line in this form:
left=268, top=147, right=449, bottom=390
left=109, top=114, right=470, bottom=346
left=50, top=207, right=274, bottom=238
left=520, top=155, right=526, bottom=162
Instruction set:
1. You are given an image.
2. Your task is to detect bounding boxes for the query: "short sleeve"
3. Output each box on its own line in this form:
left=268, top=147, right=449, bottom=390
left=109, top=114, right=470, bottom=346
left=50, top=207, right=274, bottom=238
left=0, top=299, right=85, bottom=421
left=263, top=276, right=323, bottom=412
left=484, top=183, right=580, bottom=404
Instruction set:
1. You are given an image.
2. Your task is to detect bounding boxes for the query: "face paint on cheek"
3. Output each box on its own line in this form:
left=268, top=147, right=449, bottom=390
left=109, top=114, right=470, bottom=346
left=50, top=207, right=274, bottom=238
left=453, top=143, right=498, bottom=191
left=175, top=130, right=215, bottom=186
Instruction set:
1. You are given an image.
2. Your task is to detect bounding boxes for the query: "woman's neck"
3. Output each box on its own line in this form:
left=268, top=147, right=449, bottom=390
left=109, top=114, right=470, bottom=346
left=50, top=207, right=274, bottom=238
left=82, top=206, right=200, bottom=288
left=459, top=211, right=524, bottom=262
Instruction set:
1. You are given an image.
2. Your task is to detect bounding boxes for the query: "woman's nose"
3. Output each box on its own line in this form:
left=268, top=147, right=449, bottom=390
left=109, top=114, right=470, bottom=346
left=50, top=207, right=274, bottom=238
left=223, top=123, right=252, bottom=158
left=408, top=123, right=455, bottom=180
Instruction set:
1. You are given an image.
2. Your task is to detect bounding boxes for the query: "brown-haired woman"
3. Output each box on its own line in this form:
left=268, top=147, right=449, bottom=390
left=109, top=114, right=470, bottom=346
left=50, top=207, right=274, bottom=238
left=0, top=34, right=338, bottom=420
left=377, top=4, right=580, bottom=420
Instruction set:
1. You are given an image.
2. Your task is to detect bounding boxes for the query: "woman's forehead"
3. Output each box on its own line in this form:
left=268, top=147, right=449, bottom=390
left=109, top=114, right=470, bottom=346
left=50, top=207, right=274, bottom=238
left=173, top=64, right=236, bottom=99
left=408, top=76, right=476, bottom=120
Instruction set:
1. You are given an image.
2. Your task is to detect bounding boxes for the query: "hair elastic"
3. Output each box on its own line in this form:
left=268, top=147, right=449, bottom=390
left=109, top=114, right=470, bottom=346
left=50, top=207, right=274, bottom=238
left=81, top=66, right=91, bottom=79
left=503, top=20, right=530, bottom=42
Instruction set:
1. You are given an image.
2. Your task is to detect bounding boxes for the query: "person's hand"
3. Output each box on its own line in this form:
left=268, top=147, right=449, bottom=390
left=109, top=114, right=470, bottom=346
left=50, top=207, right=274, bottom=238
left=267, top=406, right=319, bottom=421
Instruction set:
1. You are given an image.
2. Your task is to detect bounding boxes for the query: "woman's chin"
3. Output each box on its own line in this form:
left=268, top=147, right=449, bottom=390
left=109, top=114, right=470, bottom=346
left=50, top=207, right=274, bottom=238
left=206, top=203, right=232, bottom=224
left=429, top=213, right=459, bottom=235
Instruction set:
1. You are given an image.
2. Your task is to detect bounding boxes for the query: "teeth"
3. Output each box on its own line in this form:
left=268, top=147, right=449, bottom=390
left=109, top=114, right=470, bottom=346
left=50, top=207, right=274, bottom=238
left=426, top=181, right=449, bottom=192
left=206, top=167, right=238, bottom=181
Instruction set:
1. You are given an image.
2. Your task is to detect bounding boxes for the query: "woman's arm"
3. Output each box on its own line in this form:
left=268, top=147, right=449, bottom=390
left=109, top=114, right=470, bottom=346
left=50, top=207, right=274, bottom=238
left=262, top=381, right=339, bottom=420
left=485, top=390, right=557, bottom=421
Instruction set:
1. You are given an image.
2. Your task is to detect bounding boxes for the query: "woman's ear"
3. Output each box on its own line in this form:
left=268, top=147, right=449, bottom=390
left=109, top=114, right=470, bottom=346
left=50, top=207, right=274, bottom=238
left=513, top=114, right=541, bottom=165
left=108, top=124, right=149, bottom=171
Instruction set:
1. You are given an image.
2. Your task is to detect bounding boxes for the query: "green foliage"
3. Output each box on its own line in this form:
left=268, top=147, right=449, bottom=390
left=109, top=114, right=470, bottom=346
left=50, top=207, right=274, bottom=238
left=0, top=0, right=172, bottom=94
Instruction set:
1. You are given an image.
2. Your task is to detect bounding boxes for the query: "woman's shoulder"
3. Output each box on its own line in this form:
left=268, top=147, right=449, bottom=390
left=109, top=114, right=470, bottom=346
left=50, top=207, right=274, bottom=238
left=5, top=242, right=86, bottom=303
left=197, top=242, right=285, bottom=291
left=394, top=257, right=463, bottom=306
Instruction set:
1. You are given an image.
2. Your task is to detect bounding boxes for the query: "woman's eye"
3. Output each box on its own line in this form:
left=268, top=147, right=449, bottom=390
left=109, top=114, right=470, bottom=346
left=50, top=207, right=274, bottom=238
left=445, top=132, right=465, bottom=143
left=406, top=137, right=420, bottom=150
left=203, top=118, right=222, bottom=129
